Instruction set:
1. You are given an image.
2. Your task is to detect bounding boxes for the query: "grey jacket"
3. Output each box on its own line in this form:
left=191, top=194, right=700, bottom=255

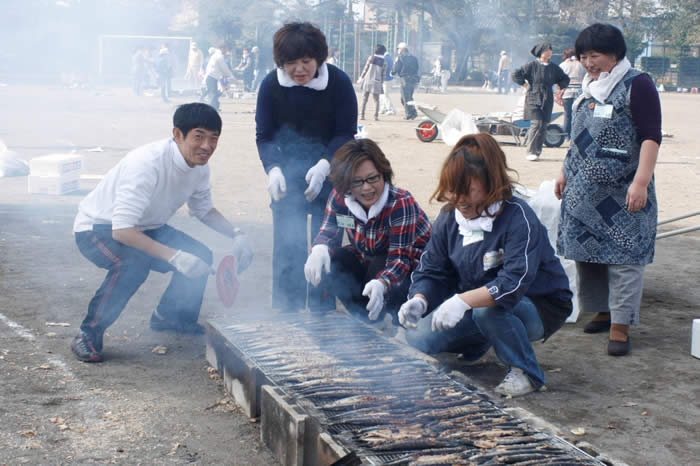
left=359, top=55, right=386, bottom=95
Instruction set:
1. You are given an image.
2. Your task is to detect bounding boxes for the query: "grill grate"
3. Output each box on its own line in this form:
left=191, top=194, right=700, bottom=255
left=213, top=312, right=602, bottom=465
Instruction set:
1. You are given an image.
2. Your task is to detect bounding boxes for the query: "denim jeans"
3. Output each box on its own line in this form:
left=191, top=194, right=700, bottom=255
left=399, top=77, right=417, bottom=118
left=405, top=297, right=546, bottom=387
left=317, top=248, right=410, bottom=323
left=75, top=224, right=212, bottom=339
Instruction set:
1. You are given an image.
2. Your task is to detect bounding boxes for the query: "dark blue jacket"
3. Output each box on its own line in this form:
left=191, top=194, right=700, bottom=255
left=410, top=197, right=572, bottom=340
left=255, top=64, right=358, bottom=188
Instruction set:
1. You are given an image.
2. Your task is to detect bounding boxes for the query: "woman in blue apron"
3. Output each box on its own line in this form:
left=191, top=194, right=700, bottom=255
left=555, top=23, right=662, bottom=356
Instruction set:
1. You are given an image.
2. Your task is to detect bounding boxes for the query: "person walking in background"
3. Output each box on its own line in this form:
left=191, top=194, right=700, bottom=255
left=497, top=51, right=512, bottom=94
left=326, top=47, right=339, bottom=66
left=555, top=23, right=662, bottom=357
left=358, top=44, right=387, bottom=121
left=131, top=47, right=148, bottom=96
left=184, top=42, right=204, bottom=92
left=556, top=48, right=586, bottom=141
left=304, top=138, right=431, bottom=323
left=512, top=43, right=569, bottom=161
left=255, top=22, right=358, bottom=313
left=391, top=43, right=420, bottom=120
left=155, top=44, right=174, bottom=102
left=433, top=56, right=450, bottom=93
left=235, top=48, right=255, bottom=92
left=203, top=45, right=233, bottom=111
left=250, top=46, right=265, bottom=91
left=379, top=50, right=396, bottom=115
left=70, top=103, right=253, bottom=362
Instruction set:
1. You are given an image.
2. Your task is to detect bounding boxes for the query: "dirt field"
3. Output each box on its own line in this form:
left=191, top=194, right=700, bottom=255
left=1, top=82, right=699, bottom=465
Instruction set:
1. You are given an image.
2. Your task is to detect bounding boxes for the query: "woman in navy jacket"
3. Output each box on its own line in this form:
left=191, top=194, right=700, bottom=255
left=399, top=133, right=572, bottom=397
left=256, top=22, right=358, bottom=312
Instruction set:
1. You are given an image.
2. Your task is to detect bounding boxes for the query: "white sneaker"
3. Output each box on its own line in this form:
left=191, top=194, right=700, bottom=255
left=525, top=153, right=540, bottom=161
left=494, top=367, right=536, bottom=397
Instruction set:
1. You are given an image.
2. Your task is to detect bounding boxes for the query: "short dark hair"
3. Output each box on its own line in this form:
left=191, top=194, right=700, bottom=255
left=562, top=47, right=575, bottom=60
left=173, top=103, right=222, bottom=137
left=432, top=133, right=517, bottom=217
left=575, top=23, right=626, bottom=60
left=330, top=139, right=394, bottom=194
left=273, top=22, right=328, bottom=68
left=374, top=44, right=386, bottom=55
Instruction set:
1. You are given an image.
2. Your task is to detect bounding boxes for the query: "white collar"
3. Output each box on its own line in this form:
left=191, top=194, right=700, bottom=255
left=171, top=138, right=193, bottom=172
left=276, top=63, right=329, bottom=91
left=574, top=57, right=631, bottom=111
left=454, top=201, right=502, bottom=235
left=344, top=183, right=390, bottom=224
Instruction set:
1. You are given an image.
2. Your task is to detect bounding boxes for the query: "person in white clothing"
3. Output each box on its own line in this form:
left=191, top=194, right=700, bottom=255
left=70, top=103, right=253, bottom=363
left=202, top=46, right=233, bottom=111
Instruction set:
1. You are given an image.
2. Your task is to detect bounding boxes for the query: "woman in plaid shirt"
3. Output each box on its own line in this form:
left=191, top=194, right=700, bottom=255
left=304, top=138, right=432, bottom=322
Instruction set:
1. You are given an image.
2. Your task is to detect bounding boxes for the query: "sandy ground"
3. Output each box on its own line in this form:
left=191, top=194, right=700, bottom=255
left=1, top=82, right=699, bottom=465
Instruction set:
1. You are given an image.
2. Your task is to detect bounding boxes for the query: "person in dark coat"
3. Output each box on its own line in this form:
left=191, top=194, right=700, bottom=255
left=512, top=43, right=569, bottom=161
left=391, top=43, right=420, bottom=120
left=398, top=133, right=572, bottom=397
left=255, top=22, right=358, bottom=313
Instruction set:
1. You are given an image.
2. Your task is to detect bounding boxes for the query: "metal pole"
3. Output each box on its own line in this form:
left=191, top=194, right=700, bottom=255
left=656, top=225, right=700, bottom=239
left=657, top=210, right=700, bottom=225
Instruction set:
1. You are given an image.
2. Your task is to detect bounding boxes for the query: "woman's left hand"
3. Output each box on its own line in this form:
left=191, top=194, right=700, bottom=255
left=626, top=181, right=649, bottom=212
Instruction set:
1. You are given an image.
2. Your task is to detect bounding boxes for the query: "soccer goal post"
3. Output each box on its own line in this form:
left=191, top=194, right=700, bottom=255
left=97, top=34, right=192, bottom=79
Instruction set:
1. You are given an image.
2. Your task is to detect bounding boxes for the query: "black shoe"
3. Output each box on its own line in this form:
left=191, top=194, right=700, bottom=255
left=608, top=337, right=630, bottom=356
left=150, top=313, right=205, bottom=335
left=583, top=318, right=611, bottom=334
left=71, top=331, right=103, bottom=362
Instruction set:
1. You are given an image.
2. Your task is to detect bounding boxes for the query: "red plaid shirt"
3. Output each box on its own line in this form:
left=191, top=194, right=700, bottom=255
left=314, top=185, right=432, bottom=289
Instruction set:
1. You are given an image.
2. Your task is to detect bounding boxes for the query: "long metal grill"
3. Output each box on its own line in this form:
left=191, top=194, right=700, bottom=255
left=215, top=312, right=601, bottom=465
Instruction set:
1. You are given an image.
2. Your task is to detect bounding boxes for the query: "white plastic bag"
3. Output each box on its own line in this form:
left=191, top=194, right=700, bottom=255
left=0, top=151, right=30, bottom=177
left=527, top=179, right=580, bottom=323
left=438, top=109, right=479, bottom=147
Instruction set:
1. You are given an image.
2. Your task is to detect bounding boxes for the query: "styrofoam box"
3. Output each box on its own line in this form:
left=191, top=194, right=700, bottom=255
left=692, top=319, right=700, bottom=359
left=28, top=171, right=80, bottom=195
left=29, top=153, right=82, bottom=176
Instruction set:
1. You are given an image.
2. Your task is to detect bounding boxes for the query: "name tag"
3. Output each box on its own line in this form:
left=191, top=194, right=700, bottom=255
left=462, top=229, right=484, bottom=246
left=336, top=214, right=355, bottom=229
left=483, top=248, right=505, bottom=271
left=593, top=103, right=613, bottom=119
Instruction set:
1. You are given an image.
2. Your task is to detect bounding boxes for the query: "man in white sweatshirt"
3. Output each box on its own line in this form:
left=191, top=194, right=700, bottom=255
left=71, top=103, right=253, bottom=362
left=202, top=46, right=233, bottom=111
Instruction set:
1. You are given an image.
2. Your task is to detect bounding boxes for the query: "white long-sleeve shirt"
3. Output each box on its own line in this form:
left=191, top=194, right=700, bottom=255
left=205, top=50, right=233, bottom=81
left=73, top=138, right=213, bottom=233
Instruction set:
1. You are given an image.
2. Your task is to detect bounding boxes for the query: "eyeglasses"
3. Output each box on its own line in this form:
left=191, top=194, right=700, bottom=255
left=350, top=174, right=382, bottom=189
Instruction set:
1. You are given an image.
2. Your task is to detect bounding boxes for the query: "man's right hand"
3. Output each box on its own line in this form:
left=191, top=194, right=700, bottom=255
left=168, top=250, right=212, bottom=278
left=267, top=166, right=287, bottom=202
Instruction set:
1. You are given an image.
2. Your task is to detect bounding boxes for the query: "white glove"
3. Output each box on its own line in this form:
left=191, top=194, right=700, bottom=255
left=304, top=244, right=330, bottom=287
left=398, top=296, right=428, bottom=328
left=431, top=294, right=471, bottom=332
left=231, top=233, right=253, bottom=274
left=267, top=166, right=286, bottom=202
left=304, top=159, right=330, bottom=202
left=362, top=279, right=386, bottom=320
left=168, top=250, right=212, bottom=278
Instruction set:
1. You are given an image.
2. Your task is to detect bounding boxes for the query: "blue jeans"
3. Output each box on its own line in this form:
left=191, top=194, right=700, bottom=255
left=75, top=224, right=212, bottom=339
left=405, top=297, right=546, bottom=387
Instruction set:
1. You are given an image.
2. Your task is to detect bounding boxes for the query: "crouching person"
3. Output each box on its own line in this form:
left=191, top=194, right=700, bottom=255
left=399, top=133, right=572, bottom=397
left=71, top=103, right=253, bottom=362
left=304, top=138, right=431, bottom=322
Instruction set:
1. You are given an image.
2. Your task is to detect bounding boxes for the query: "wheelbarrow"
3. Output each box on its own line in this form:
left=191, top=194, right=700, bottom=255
left=414, top=102, right=566, bottom=148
